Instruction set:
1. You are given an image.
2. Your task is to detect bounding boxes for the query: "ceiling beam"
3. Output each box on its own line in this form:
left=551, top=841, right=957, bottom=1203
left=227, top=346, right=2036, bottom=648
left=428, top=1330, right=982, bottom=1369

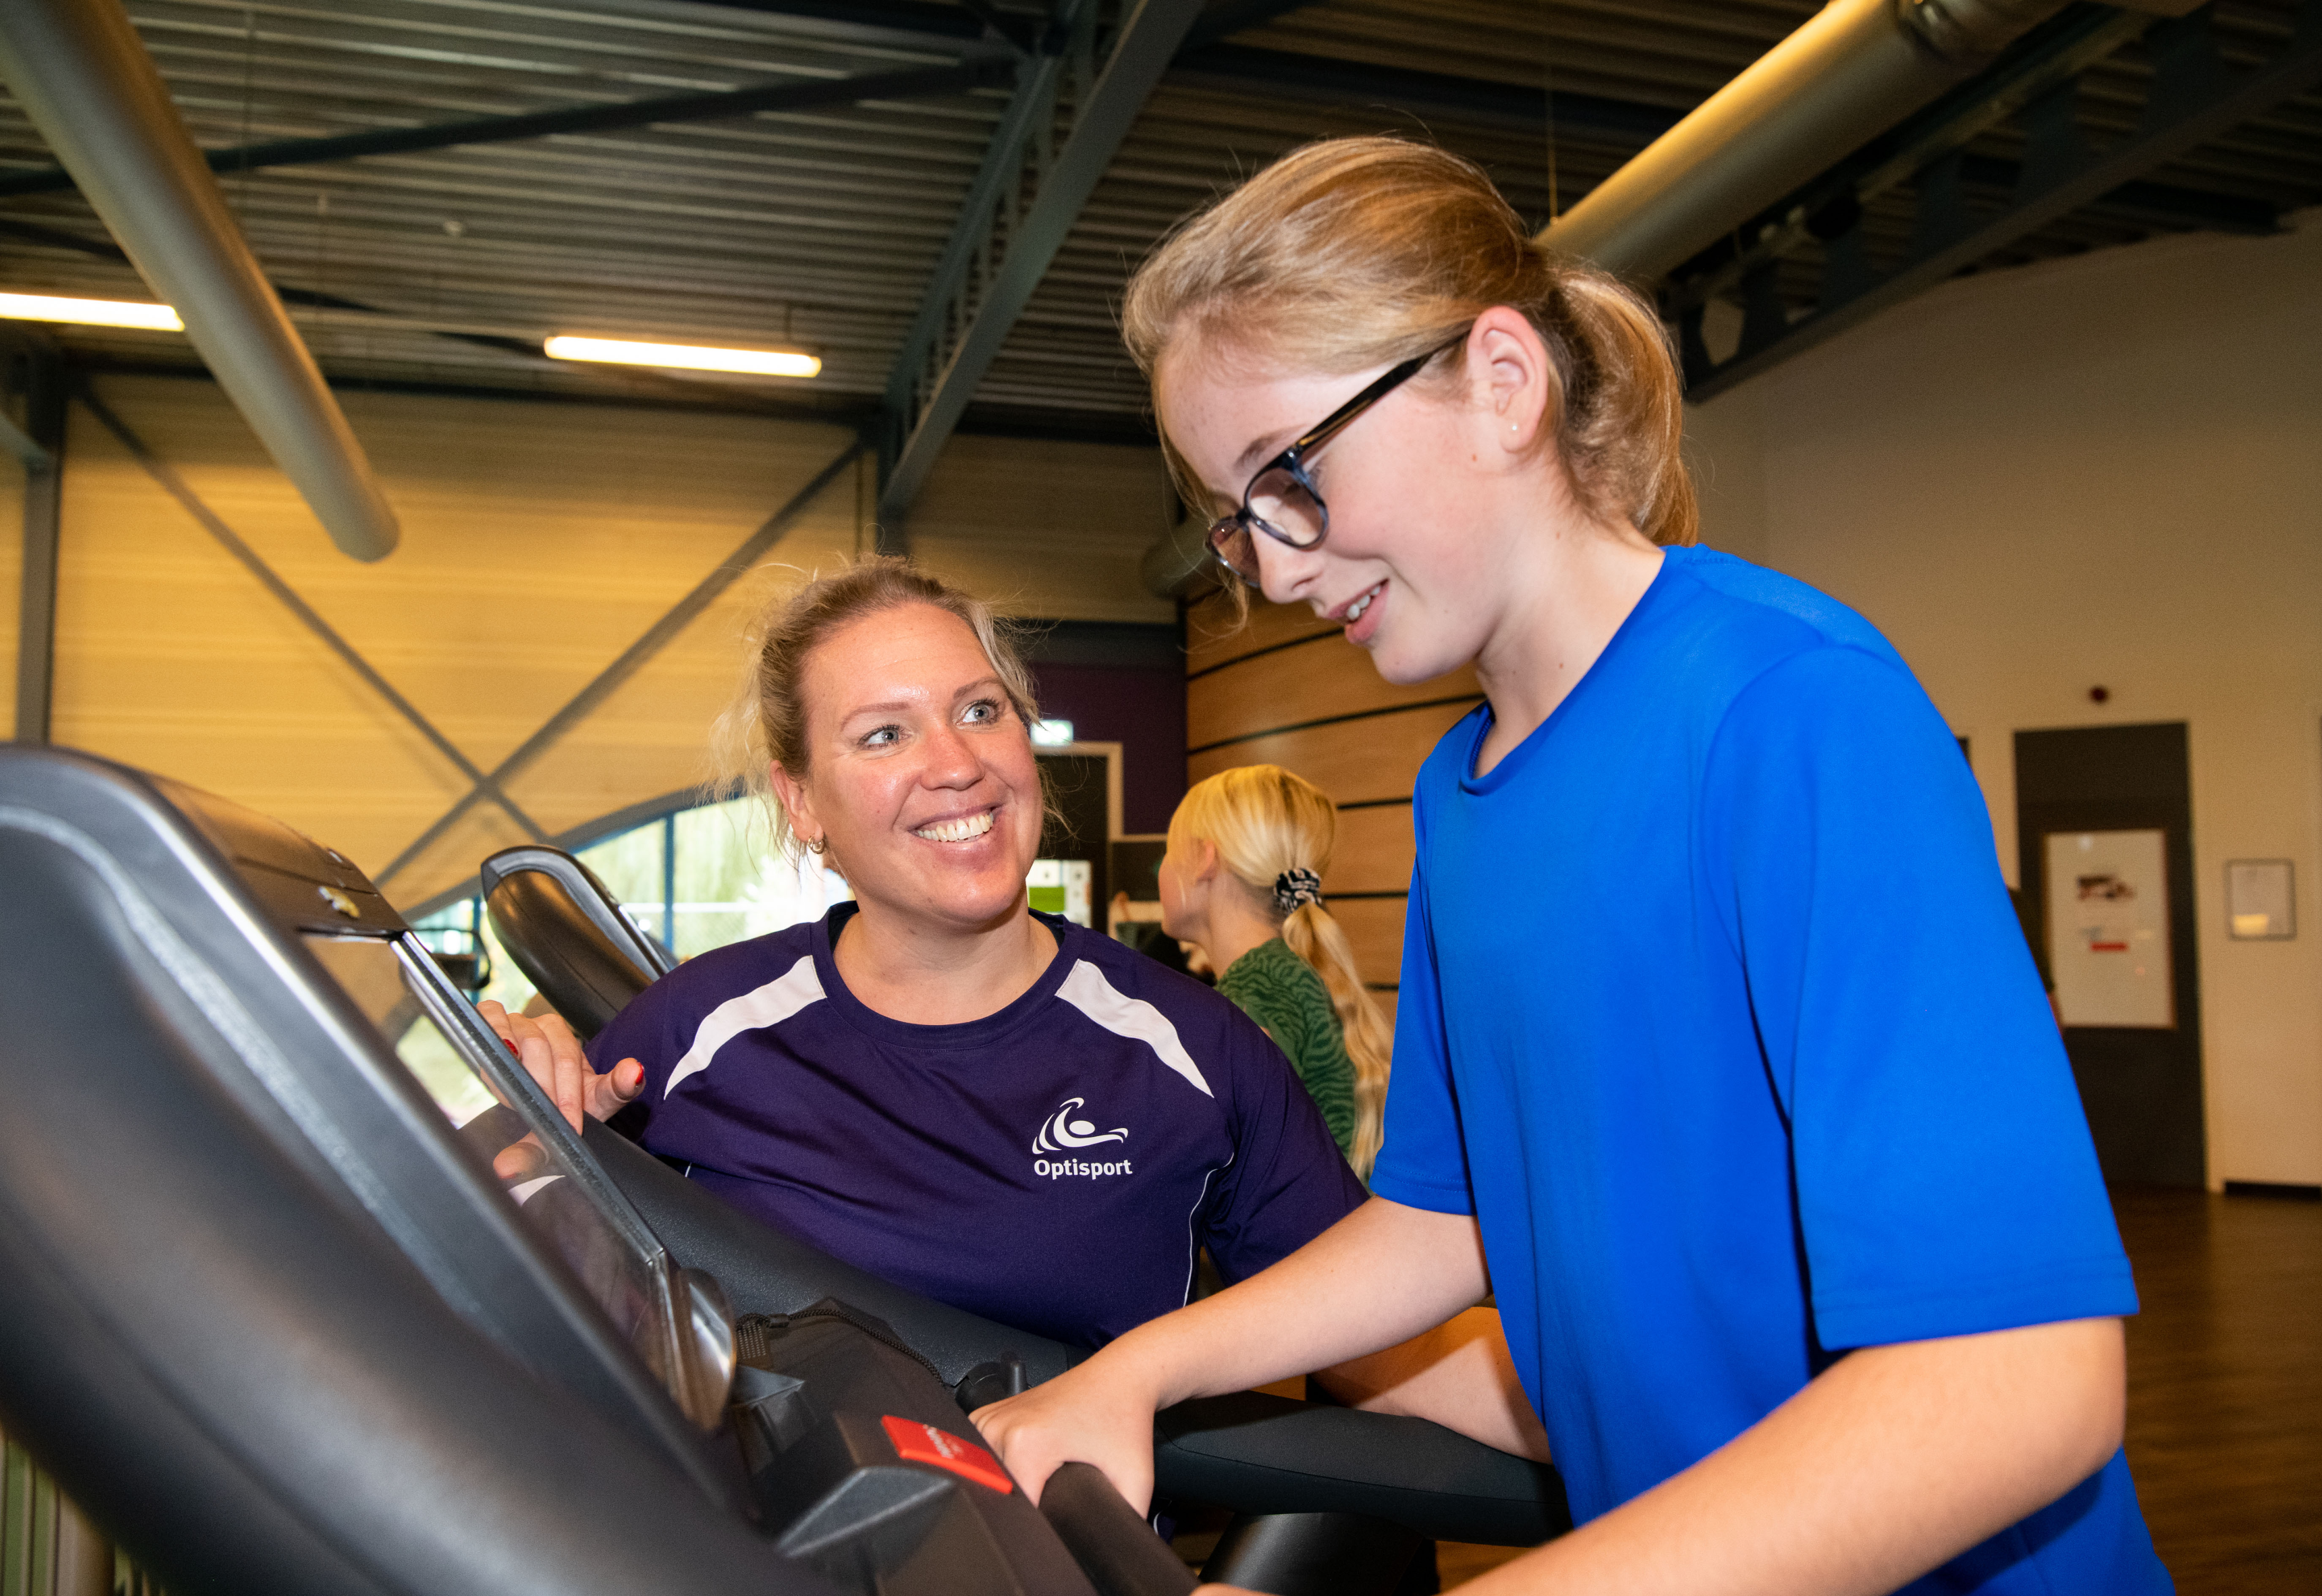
left=0, top=56, right=1016, bottom=199
left=874, top=0, right=1205, bottom=540
left=1680, top=0, right=2322, bottom=401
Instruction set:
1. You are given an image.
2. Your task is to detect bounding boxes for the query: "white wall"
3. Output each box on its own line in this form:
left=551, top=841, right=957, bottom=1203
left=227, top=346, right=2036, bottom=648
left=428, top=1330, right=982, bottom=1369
left=1686, top=211, right=2322, bottom=1189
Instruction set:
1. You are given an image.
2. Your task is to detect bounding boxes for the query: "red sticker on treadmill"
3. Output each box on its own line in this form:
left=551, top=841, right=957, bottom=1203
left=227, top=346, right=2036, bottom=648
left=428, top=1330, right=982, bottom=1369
left=880, top=1415, right=1014, bottom=1493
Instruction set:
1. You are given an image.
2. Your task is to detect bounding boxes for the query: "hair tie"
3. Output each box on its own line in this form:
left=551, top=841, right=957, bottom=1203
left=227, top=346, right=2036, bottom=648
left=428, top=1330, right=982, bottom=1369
left=1273, top=868, right=1323, bottom=914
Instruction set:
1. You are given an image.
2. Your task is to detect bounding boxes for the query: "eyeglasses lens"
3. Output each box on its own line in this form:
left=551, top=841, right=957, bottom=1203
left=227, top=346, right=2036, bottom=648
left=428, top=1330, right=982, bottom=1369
left=1247, top=467, right=1324, bottom=548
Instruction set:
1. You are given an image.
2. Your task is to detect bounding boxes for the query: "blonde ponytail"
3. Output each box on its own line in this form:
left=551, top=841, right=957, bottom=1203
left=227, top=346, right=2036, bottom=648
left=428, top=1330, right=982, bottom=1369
left=1172, top=765, right=1392, bottom=1176
left=1280, top=901, right=1392, bottom=1177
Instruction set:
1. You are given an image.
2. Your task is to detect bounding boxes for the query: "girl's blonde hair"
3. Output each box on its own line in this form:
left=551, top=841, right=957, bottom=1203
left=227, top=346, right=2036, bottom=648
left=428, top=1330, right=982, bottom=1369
left=1123, top=135, right=1697, bottom=548
left=1172, top=765, right=1391, bottom=1176
left=710, top=557, right=1042, bottom=860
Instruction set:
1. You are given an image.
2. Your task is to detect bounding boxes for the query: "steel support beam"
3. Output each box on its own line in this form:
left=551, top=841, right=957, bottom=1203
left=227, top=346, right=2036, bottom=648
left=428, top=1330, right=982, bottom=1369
left=377, top=440, right=863, bottom=888
left=75, top=383, right=549, bottom=837
left=874, top=0, right=1205, bottom=543
left=0, top=57, right=1015, bottom=199
left=11, top=340, right=65, bottom=744
left=1681, top=0, right=2322, bottom=401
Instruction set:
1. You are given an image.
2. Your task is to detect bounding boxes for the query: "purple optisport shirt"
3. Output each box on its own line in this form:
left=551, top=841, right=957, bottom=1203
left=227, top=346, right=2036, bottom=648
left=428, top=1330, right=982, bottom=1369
left=589, top=907, right=1367, bottom=1347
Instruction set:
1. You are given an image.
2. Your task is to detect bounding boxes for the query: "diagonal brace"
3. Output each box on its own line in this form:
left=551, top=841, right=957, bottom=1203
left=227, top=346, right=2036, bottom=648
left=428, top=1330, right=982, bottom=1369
left=376, top=439, right=863, bottom=888
left=76, top=383, right=550, bottom=836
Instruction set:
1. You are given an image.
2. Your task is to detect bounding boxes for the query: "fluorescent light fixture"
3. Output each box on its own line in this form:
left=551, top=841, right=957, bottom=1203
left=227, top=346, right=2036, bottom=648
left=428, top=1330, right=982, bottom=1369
left=542, top=334, right=820, bottom=378
left=0, top=291, right=181, bottom=331
left=1031, top=719, right=1076, bottom=747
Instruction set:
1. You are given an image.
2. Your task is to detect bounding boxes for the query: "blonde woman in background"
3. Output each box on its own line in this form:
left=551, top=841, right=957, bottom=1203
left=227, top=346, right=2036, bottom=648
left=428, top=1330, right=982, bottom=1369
left=1160, top=765, right=1389, bottom=1176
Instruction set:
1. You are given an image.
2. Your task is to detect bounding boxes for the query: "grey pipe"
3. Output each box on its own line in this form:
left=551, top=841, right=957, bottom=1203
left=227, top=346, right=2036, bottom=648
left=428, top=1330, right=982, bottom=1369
left=0, top=0, right=398, bottom=560
left=1538, top=0, right=2071, bottom=282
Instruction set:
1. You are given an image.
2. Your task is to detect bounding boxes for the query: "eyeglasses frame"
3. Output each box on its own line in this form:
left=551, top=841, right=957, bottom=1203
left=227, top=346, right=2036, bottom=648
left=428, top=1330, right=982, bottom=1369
left=1205, top=326, right=1471, bottom=586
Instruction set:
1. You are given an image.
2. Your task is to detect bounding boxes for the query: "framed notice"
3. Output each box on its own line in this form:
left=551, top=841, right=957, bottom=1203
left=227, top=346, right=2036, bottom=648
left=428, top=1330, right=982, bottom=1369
left=2045, top=829, right=2174, bottom=1029
left=2225, top=859, right=2295, bottom=940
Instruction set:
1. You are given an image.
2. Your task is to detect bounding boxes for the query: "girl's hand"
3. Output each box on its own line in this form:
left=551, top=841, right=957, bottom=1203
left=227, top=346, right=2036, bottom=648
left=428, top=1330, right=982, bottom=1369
left=969, top=1357, right=1166, bottom=1513
left=476, top=1000, right=644, bottom=1132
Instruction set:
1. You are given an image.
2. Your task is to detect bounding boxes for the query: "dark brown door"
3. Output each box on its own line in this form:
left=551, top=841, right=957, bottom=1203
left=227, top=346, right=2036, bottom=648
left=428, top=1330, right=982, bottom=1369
left=2015, top=722, right=2205, bottom=1188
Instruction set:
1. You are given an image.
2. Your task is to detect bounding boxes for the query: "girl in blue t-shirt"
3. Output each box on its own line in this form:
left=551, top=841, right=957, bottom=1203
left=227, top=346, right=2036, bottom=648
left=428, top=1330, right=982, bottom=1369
left=976, top=137, right=2170, bottom=1596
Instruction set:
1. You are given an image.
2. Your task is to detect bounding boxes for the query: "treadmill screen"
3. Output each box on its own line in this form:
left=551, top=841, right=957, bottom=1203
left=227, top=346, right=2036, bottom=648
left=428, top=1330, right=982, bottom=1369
left=302, top=932, right=685, bottom=1398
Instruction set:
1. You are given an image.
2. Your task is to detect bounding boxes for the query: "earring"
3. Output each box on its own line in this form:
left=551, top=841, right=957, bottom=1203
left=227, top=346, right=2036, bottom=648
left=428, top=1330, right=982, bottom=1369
left=806, top=834, right=828, bottom=855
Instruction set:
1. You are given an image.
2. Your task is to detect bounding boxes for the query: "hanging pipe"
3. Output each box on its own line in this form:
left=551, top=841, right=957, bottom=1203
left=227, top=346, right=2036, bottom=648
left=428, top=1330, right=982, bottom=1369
left=1537, top=0, right=2075, bottom=282
left=0, top=0, right=399, bottom=560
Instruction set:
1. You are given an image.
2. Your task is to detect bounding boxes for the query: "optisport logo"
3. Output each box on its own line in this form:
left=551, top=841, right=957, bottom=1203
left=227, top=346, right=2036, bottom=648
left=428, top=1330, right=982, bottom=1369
left=1032, top=1097, right=1130, bottom=1180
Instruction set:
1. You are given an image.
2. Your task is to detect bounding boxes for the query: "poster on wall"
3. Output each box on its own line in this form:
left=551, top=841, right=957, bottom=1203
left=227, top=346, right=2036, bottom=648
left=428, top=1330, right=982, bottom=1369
left=2045, top=829, right=2174, bottom=1029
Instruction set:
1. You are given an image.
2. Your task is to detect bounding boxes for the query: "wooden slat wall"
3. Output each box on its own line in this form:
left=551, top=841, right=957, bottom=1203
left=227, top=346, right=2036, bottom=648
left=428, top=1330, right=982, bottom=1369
left=1184, top=591, right=1482, bottom=1001
left=40, top=375, right=1175, bottom=909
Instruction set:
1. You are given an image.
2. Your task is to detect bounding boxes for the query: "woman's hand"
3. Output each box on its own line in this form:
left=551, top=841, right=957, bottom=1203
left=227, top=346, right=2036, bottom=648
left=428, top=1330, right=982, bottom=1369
left=969, top=1353, right=1169, bottom=1513
left=476, top=1000, right=644, bottom=1133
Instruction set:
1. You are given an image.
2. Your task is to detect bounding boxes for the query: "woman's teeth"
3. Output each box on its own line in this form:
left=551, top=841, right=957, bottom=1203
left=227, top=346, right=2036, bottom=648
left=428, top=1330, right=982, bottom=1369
left=914, top=811, right=994, bottom=843
left=1346, top=583, right=1383, bottom=623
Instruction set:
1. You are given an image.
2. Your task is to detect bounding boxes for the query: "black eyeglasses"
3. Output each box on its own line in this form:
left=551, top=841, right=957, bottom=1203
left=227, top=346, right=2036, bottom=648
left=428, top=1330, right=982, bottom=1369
left=1205, top=327, right=1469, bottom=587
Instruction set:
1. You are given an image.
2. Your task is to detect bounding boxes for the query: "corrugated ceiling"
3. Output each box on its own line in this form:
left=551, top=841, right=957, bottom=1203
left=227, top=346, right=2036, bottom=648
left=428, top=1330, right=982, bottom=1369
left=1, top=0, right=2314, bottom=431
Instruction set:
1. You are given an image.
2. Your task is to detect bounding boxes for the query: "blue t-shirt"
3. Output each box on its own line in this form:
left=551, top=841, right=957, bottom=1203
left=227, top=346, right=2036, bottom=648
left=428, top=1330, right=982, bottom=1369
left=1368, top=546, right=2167, bottom=1593
left=590, top=907, right=1365, bottom=1347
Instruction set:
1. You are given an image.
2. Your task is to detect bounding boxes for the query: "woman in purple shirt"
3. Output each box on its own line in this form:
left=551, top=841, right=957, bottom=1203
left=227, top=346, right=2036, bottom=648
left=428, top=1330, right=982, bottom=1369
left=482, top=560, right=1545, bottom=1455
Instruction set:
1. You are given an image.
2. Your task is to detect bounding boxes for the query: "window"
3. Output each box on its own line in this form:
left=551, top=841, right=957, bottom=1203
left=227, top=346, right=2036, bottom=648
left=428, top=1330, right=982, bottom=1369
left=413, top=793, right=1095, bottom=1011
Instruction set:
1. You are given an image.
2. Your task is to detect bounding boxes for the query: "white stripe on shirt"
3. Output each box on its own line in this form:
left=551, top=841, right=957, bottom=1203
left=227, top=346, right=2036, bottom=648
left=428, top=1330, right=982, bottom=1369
left=666, top=953, right=826, bottom=1097
left=1056, top=959, right=1213, bottom=1097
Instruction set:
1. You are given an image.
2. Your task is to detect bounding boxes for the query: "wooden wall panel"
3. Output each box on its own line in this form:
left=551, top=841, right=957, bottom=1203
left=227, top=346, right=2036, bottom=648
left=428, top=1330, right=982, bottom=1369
left=1190, top=632, right=1479, bottom=749
left=1186, top=697, right=1478, bottom=805
left=1185, top=593, right=1336, bottom=674
left=1183, top=592, right=1470, bottom=1020
left=1324, top=803, right=1416, bottom=896
left=1331, top=895, right=1408, bottom=990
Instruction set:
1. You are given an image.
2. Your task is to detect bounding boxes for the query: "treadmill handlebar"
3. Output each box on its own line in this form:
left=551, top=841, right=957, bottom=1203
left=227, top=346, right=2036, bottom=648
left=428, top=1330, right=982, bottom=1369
left=1039, top=1463, right=1198, bottom=1596
left=586, top=1119, right=1571, bottom=1547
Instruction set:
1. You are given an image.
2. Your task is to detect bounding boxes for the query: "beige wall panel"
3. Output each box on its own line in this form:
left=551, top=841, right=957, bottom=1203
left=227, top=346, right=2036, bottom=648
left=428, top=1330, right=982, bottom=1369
left=0, top=447, right=22, bottom=738
left=1690, top=215, right=2322, bottom=1186
left=1330, top=895, right=1408, bottom=991
left=1186, top=593, right=1336, bottom=674
left=1187, top=698, right=1479, bottom=806
left=1190, top=635, right=1480, bottom=749
left=50, top=375, right=863, bottom=897
left=1324, top=802, right=1416, bottom=896
left=909, top=434, right=1176, bottom=623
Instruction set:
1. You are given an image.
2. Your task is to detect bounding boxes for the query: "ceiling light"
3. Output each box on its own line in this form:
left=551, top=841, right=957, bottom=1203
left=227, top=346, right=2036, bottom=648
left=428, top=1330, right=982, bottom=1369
left=542, top=335, right=819, bottom=378
left=0, top=291, right=182, bottom=331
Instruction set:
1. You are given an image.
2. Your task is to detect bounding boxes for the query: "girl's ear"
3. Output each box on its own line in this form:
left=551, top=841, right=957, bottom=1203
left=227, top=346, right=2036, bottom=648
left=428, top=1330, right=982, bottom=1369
left=1468, top=304, right=1554, bottom=455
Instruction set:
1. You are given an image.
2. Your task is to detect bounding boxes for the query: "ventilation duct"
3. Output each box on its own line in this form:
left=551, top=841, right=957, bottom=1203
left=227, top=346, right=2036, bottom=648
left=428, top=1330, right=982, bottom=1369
left=1537, top=0, right=2075, bottom=281
left=0, top=0, right=399, bottom=561
left=1141, top=0, right=2089, bottom=594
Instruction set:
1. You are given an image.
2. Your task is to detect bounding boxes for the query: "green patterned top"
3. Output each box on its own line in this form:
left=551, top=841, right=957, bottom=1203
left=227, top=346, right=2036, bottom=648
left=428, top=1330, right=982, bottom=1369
left=1217, top=936, right=1357, bottom=1159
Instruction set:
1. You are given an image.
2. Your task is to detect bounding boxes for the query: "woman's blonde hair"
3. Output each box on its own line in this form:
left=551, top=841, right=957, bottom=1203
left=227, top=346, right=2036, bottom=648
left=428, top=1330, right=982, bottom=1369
left=1172, top=764, right=1391, bottom=1176
left=710, top=557, right=1042, bottom=860
left=1123, top=136, right=1697, bottom=548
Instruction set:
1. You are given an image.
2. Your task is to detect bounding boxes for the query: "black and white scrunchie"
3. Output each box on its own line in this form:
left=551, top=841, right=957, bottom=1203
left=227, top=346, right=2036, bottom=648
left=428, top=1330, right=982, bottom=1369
left=1273, top=867, right=1324, bottom=913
